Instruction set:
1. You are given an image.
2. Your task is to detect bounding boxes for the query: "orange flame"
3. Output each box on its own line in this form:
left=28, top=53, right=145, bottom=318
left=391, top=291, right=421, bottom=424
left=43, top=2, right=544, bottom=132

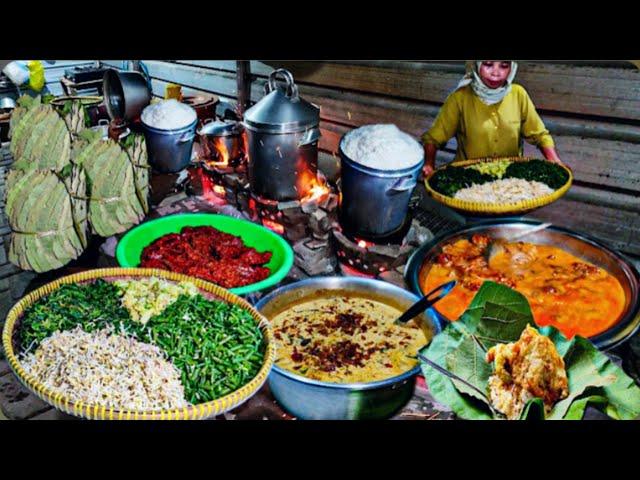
left=206, top=137, right=230, bottom=168
left=304, top=181, right=330, bottom=203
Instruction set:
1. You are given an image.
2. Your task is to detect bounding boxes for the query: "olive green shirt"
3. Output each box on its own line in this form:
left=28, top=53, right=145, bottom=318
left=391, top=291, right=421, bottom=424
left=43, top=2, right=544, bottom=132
left=422, top=84, right=555, bottom=160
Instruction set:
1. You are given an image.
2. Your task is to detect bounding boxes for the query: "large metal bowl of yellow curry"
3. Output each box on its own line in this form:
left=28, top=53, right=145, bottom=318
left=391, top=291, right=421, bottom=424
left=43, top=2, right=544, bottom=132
left=405, top=219, right=640, bottom=351
left=255, top=277, right=442, bottom=420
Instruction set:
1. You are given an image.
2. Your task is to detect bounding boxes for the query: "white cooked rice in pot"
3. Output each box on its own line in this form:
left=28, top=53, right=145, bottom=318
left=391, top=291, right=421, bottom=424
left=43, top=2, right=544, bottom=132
left=341, top=124, right=423, bottom=170
left=453, top=178, right=554, bottom=204
left=20, top=326, right=188, bottom=411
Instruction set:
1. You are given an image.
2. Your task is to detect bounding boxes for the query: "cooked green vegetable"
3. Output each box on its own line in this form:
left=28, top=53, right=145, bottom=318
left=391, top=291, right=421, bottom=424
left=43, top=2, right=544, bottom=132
left=429, top=166, right=494, bottom=197
left=126, top=295, right=265, bottom=404
left=419, top=281, right=640, bottom=420
left=18, top=279, right=265, bottom=405
left=19, top=279, right=129, bottom=352
left=429, top=159, right=570, bottom=197
left=504, top=159, right=569, bottom=190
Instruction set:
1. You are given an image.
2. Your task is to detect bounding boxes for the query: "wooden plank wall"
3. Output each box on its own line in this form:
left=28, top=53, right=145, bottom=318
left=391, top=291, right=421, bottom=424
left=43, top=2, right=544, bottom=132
left=100, top=60, right=640, bottom=257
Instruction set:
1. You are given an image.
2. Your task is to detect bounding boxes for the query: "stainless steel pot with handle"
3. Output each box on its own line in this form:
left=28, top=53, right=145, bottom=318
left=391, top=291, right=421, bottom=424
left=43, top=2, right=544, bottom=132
left=338, top=138, right=424, bottom=238
left=142, top=119, right=197, bottom=173
left=243, top=69, right=321, bottom=200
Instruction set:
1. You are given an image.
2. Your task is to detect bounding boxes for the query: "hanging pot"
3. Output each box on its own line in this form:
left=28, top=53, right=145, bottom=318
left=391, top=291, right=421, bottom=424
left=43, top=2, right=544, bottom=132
left=103, top=69, right=151, bottom=122
left=243, top=69, right=321, bottom=201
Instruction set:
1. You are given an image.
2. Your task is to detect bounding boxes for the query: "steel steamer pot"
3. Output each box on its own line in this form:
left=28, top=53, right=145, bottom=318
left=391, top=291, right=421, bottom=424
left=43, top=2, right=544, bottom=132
left=243, top=69, right=321, bottom=200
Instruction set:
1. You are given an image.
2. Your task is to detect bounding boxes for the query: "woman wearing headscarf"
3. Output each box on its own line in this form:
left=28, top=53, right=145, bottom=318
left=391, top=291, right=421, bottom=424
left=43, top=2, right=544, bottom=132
left=421, top=61, right=562, bottom=176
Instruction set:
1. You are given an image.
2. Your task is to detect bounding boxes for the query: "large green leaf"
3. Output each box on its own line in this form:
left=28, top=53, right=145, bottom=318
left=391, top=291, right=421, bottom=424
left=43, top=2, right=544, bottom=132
left=419, top=281, right=640, bottom=420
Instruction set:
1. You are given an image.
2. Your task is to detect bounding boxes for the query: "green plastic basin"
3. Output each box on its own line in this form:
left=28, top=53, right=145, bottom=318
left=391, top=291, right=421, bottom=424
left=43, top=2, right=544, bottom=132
left=116, top=213, right=294, bottom=295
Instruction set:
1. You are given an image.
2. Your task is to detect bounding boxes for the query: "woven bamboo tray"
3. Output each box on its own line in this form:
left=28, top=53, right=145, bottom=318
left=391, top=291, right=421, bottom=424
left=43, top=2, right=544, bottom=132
left=1, top=268, right=276, bottom=420
left=424, top=157, right=573, bottom=216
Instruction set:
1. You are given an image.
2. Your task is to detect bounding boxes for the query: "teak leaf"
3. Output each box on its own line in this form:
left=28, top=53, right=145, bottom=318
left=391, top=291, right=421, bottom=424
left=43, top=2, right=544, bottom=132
left=419, top=281, right=640, bottom=420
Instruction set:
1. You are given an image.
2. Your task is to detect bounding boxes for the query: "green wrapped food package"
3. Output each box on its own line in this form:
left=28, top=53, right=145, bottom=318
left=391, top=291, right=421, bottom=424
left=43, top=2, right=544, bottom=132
left=5, top=95, right=149, bottom=272
left=6, top=168, right=87, bottom=272
left=72, top=134, right=147, bottom=237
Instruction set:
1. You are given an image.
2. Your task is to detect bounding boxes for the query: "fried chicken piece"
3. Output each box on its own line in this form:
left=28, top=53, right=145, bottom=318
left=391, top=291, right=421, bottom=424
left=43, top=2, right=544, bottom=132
left=486, top=325, right=569, bottom=419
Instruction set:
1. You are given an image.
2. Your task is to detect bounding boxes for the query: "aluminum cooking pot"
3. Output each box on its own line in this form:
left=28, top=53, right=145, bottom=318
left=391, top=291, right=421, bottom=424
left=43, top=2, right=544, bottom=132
left=142, top=118, right=197, bottom=173
left=244, top=69, right=321, bottom=200
left=255, top=276, right=443, bottom=420
left=103, top=69, right=151, bottom=122
left=198, top=119, right=245, bottom=168
left=338, top=137, right=424, bottom=238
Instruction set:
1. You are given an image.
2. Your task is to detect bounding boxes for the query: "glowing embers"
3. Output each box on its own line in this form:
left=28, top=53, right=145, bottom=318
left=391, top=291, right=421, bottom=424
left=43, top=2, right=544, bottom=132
left=196, top=167, right=228, bottom=206
left=261, top=218, right=285, bottom=235
left=332, top=219, right=433, bottom=280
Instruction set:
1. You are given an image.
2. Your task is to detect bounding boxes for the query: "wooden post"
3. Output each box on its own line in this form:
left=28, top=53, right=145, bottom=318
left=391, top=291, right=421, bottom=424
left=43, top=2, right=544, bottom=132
left=236, top=61, right=251, bottom=116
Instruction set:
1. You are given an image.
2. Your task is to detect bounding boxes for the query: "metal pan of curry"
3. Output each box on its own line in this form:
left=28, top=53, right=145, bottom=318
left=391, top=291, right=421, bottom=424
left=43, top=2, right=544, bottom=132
left=405, top=219, right=640, bottom=351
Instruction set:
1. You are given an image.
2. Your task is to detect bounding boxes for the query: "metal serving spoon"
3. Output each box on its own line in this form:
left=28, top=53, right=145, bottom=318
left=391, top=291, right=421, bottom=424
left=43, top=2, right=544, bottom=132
left=394, top=280, right=457, bottom=325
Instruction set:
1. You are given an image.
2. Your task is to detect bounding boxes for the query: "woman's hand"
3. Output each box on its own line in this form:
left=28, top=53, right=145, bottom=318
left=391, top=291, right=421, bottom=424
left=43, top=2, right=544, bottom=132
left=422, top=143, right=438, bottom=177
left=422, top=164, right=435, bottom=177
left=540, top=146, right=563, bottom=165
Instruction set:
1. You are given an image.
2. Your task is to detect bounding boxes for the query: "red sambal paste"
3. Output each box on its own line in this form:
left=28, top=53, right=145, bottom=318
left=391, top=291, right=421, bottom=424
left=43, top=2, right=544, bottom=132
left=140, top=226, right=272, bottom=288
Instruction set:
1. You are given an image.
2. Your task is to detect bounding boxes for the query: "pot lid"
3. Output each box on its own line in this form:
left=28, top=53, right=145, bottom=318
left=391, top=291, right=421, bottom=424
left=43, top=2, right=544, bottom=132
left=243, top=69, right=319, bottom=134
left=198, top=119, right=243, bottom=137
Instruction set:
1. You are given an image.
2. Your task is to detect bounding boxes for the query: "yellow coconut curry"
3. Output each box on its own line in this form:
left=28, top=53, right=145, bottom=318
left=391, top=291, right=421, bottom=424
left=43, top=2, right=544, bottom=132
left=420, top=234, right=626, bottom=339
left=271, top=296, right=428, bottom=383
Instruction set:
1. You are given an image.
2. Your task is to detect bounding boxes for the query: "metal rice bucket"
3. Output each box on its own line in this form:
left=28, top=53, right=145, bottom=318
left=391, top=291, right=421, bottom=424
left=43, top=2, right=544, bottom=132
left=142, top=118, right=197, bottom=173
left=338, top=139, right=424, bottom=238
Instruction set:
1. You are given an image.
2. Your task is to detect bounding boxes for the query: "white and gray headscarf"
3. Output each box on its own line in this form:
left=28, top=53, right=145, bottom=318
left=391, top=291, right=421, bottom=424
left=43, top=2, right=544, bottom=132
left=456, top=61, right=518, bottom=105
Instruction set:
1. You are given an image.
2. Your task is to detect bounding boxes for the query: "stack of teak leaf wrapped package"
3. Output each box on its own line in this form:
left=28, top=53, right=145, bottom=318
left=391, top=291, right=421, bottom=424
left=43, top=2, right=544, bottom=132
left=5, top=96, right=149, bottom=272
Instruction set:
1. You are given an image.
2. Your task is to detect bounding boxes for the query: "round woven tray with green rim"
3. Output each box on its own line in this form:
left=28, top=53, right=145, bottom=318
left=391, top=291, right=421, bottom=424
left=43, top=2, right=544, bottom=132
left=424, top=156, right=573, bottom=216
left=1, top=268, right=276, bottom=420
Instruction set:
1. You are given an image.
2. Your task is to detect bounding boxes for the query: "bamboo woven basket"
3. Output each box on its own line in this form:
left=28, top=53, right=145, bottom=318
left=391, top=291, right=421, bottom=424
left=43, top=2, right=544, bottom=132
left=1, top=268, right=276, bottom=420
left=424, top=157, right=573, bottom=215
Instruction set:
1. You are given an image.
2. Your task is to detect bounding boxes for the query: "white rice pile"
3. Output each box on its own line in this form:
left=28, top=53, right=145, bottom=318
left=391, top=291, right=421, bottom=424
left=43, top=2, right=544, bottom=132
left=141, top=99, right=197, bottom=130
left=21, top=326, right=189, bottom=411
left=341, top=124, right=423, bottom=170
left=454, top=178, right=554, bottom=204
